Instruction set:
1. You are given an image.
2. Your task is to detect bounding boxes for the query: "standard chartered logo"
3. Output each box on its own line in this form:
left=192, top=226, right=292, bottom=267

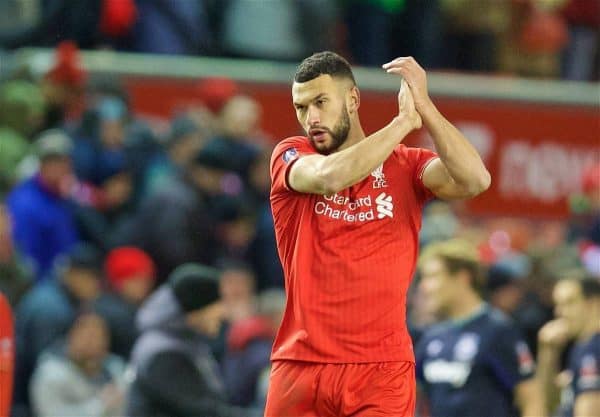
left=314, top=192, right=394, bottom=222
left=375, top=193, right=393, bottom=219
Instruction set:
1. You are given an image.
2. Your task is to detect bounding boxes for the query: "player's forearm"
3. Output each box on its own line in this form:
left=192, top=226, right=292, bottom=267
left=536, top=347, right=562, bottom=413
left=420, top=100, right=490, bottom=196
left=520, top=383, right=546, bottom=417
left=317, top=116, right=413, bottom=194
left=574, top=393, right=600, bottom=417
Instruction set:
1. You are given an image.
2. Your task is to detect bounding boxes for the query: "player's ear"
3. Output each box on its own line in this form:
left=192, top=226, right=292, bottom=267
left=347, top=85, right=360, bottom=114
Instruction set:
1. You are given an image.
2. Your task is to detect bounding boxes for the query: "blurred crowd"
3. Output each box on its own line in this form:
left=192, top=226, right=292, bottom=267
left=0, top=35, right=598, bottom=417
left=0, top=0, right=599, bottom=81
left=1, top=42, right=283, bottom=417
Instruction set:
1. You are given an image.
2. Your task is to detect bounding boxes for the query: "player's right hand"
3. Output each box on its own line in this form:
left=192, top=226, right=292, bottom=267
left=398, top=79, right=422, bottom=130
left=538, top=318, right=572, bottom=349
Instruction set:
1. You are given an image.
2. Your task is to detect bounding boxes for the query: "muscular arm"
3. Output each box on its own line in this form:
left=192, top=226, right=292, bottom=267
left=290, top=79, right=421, bottom=195
left=536, top=345, right=563, bottom=414
left=383, top=57, right=491, bottom=200
left=420, top=105, right=491, bottom=199
left=536, top=319, right=572, bottom=414
left=289, top=116, right=414, bottom=195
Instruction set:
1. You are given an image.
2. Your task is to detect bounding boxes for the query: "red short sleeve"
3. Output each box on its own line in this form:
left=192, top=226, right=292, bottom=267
left=404, top=146, right=438, bottom=203
left=270, top=136, right=316, bottom=194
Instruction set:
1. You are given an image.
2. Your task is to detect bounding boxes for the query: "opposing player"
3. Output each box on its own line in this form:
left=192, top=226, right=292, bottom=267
left=267, top=51, right=490, bottom=416
left=415, top=239, right=544, bottom=417
left=536, top=276, right=600, bottom=417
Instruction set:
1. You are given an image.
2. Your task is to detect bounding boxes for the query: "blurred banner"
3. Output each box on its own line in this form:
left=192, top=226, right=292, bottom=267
left=124, top=78, right=598, bottom=219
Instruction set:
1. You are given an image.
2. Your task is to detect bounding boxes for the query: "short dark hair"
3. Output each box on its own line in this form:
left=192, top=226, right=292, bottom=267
left=294, top=51, right=356, bottom=84
left=578, top=276, right=600, bottom=299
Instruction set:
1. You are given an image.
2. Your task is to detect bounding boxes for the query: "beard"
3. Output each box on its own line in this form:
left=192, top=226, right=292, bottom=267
left=309, top=104, right=351, bottom=155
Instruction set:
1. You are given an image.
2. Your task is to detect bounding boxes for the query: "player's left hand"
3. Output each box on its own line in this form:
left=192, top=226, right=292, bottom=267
left=382, top=57, right=432, bottom=114
left=538, top=318, right=572, bottom=349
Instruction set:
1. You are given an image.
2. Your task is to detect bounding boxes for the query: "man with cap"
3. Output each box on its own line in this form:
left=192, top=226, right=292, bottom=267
left=12, top=243, right=103, bottom=417
left=536, top=275, right=600, bottom=416
left=7, top=128, right=79, bottom=282
left=127, top=263, right=259, bottom=417
left=95, top=246, right=156, bottom=358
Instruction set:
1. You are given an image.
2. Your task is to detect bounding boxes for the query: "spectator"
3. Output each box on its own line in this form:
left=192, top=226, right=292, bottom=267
left=0, top=203, right=32, bottom=307
left=415, top=239, right=544, bottom=417
left=142, top=115, right=207, bottom=196
left=214, top=198, right=257, bottom=265
left=40, top=41, right=87, bottom=130
left=0, top=79, right=45, bottom=139
left=222, top=288, right=286, bottom=408
left=0, top=80, right=44, bottom=193
left=194, top=76, right=239, bottom=125
left=30, top=312, right=126, bottom=417
left=501, top=0, right=568, bottom=78
left=95, top=246, right=156, bottom=358
left=97, top=0, right=138, bottom=49
left=209, top=259, right=258, bottom=363
left=536, top=276, right=600, bottom=416
left=487, top=254, right=529, bottom=316
left=73, top=168, right=135, bottom=252
left=13, top=243, right=103, bottom=417
left=219, top=260, right=257, bottom=325
left=7, top=129, right=79, bottom=281
left=128, top=146, right=234, bottom=280
left=127, top=263, right=257, bottom=417
left=204, top=94, right=263, bottom=179
left=72, top=96, right=129, bottom=186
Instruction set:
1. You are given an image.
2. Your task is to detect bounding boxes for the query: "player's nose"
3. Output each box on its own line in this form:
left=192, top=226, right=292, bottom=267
left=306, top=106, right=320, bottom=126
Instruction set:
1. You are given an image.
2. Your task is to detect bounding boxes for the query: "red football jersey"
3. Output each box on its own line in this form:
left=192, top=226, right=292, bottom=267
left=270, top=136, right=438, bottom=363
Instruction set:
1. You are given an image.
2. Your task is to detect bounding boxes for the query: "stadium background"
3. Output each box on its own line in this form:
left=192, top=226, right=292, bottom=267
left=0, top=0, right=598, bottom=416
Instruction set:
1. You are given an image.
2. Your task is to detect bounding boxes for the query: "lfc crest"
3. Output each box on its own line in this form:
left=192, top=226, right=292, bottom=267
left=371, top=164, right=387, bottom=189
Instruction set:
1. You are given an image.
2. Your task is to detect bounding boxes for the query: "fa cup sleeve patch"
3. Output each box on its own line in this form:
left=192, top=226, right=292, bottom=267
left=282, top=147, right=299, bottom=164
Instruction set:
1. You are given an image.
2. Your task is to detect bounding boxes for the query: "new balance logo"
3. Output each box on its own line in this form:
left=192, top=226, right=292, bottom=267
left=375, top=193, right=393, bottom=219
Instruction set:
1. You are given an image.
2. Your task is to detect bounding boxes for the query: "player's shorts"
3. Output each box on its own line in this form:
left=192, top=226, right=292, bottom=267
left=264, top=360, right=415, bottom=417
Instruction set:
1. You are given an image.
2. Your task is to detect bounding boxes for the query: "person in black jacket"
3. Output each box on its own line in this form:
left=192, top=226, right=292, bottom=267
left=126, top=263, right=260, bottom=417
left=127, top=146, right=233, bottom=281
